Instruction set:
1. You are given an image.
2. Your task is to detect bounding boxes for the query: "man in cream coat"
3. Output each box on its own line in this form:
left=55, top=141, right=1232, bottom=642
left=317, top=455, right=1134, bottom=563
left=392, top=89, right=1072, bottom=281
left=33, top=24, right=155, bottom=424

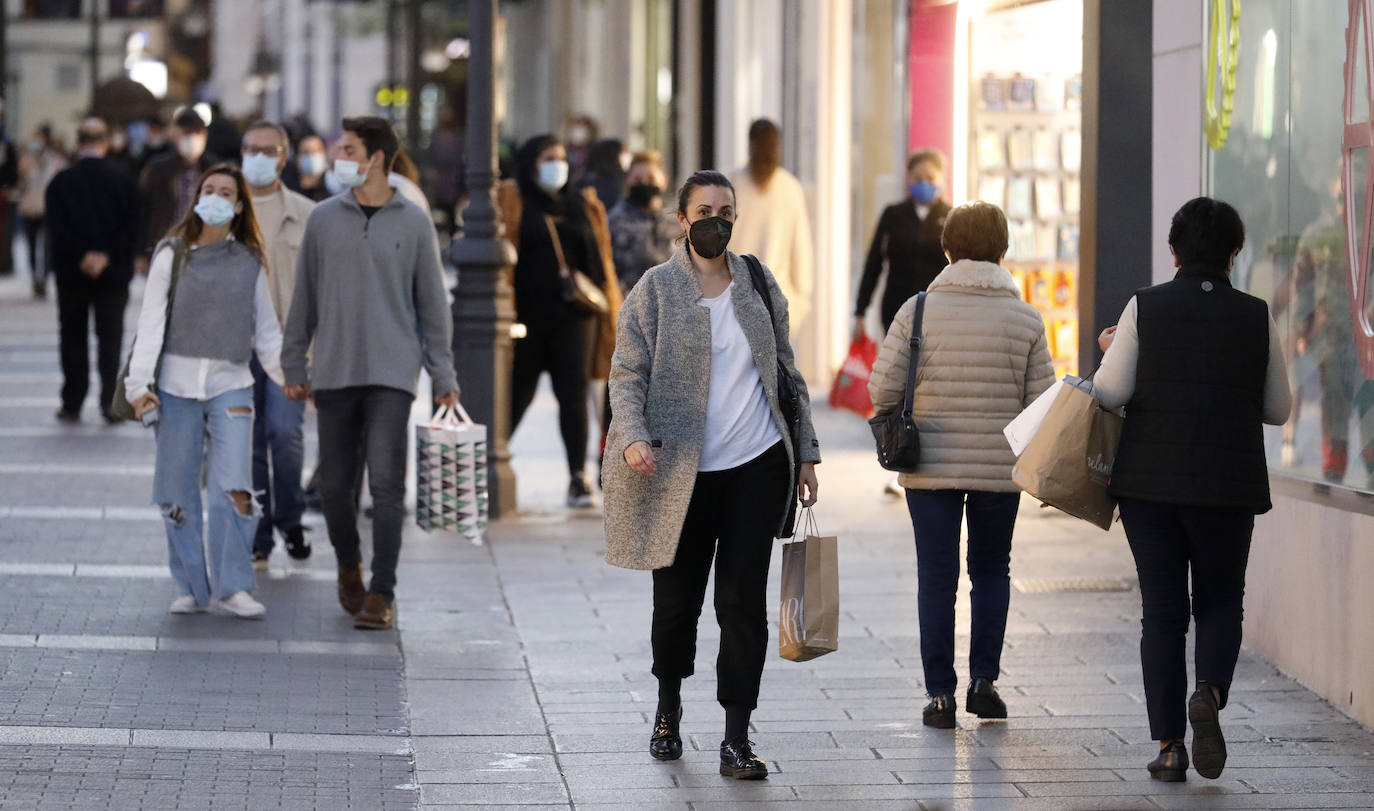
left=241, top=121, right=317, bottom=569
left=728, top=120, right=815, bottom=337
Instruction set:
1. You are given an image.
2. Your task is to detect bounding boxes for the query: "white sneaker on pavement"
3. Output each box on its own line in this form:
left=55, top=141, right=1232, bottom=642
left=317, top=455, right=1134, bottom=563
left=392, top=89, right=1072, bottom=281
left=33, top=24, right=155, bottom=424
left=168, top=595, right=205, bottom=614
left=215, top=592, right=267, bottom=620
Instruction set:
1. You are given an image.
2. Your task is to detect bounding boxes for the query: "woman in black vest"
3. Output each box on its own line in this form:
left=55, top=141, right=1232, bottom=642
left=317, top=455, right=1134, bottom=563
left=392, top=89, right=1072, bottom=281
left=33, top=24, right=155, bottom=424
left=1095, top=198, right=1292, bottom=783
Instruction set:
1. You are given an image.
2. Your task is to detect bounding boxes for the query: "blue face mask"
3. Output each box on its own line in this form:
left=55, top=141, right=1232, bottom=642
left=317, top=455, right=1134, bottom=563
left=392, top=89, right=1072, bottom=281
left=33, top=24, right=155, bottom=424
left=242, top=153, right=280, bottom=187
left=298, top=152, right=327, bottom=178
left=909, top=181, right=941, bottom=206
left=194, top=194, right=236, bottom=227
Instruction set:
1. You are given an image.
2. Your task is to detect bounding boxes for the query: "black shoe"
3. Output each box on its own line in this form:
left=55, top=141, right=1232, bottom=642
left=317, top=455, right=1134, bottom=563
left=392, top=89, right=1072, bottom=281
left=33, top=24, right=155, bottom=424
left=1148, top=740, right=1189, bottom=782
left=1189, top=684, right=1227, bottom=779
left=284, top=527, right=311, bottom=560
left=966, top=678, right=1008, bottom=719
left=649, top=705, right=683, bottom=761
left=54, top=409, right=80, bottom=424
left=303, top=487, right=322, bottom=512
left=719, top=737, right=768, bottom=780
left=922, top=695, right=957, bottom=729
left=32, top=281, right=46, bottom=299
left=567, top=473, right=593, bottom=508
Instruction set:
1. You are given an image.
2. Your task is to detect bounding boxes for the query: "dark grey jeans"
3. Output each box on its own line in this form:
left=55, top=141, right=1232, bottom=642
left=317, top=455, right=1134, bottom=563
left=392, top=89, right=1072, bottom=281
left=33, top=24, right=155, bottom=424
left=314, top=386, right=414, bottom=601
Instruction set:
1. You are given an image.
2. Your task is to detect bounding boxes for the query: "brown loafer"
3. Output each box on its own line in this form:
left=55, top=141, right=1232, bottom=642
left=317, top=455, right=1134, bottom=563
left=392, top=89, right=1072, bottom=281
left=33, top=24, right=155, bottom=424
left=354, top=593, right=394, bottom=630
left=338, top=564, right=366, bottom=616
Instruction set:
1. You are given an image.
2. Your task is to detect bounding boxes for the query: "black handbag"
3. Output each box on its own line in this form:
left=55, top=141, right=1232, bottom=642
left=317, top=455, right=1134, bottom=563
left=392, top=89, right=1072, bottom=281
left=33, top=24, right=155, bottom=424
left=868, top=292, right=926, bottom=472
left=544, top=215, right=609, bottom=316
left=742, top=253, right=803, bottom=537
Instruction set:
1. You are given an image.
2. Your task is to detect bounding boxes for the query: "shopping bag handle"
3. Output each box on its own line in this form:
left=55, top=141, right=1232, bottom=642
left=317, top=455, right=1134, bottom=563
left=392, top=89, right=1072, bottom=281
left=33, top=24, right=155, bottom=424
left=429, top=402, right=477, bottom=428
left=791, top=506, right=821, bottom=540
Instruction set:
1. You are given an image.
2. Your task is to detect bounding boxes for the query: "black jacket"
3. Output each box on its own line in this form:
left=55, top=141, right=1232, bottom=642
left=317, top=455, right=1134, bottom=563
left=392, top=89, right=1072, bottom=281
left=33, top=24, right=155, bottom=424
left=44, top=156, right=141, bottom=288
left=1108, top=265, right=1274, bottom=513
left=138, top=152, right=214, bottom=256
left=855, top=199, right=951, bottom=329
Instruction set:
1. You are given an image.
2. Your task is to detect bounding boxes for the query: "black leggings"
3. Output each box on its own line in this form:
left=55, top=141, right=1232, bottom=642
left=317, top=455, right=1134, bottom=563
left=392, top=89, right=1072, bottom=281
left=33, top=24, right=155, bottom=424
left=651, top=442, right=790, bottom=710
left=1119, top=497, right=1254, bottom=741
left=23, top=217, right=44, bottom=286
left=510, top=314, right=595, bottom=475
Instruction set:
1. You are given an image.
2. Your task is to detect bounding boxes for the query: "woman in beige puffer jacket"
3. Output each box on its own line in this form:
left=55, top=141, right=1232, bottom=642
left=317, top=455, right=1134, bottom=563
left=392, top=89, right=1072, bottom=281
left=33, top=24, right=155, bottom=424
left=869, top=201, right=1054, bottom=729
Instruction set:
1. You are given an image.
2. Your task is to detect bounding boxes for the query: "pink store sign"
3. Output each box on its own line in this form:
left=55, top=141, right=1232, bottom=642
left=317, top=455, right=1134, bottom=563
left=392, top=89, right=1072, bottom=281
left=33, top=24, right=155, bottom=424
left=1342, top=0, right=1374, bottom=376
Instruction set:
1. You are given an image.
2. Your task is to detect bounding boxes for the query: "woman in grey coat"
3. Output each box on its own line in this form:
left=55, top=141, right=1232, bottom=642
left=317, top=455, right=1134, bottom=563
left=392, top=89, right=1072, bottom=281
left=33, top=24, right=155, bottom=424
left=603, top=171, right=821, bottom=780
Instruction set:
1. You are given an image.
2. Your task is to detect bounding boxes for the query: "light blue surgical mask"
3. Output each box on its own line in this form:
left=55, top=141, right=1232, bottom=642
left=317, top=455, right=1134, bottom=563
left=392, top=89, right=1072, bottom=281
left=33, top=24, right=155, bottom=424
left=909, top=181, right=941, bottom=206
left=298, top=152, right=327, bottom=178
left=242, top=153, right=280, bottom=187
left=537, top=159, right=569, bottom=193
left=332, top=158, right=368, bottom=189
left=195, top=194, right=236, bottom=227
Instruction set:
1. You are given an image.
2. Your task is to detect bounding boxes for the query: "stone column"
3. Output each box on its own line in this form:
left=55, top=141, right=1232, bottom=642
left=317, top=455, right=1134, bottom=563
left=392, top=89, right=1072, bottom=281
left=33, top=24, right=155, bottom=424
left=450, top=0, right=518, bottom=518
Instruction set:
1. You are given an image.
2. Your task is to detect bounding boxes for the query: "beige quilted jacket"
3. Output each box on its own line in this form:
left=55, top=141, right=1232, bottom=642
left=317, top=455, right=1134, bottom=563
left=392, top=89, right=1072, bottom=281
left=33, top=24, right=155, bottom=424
left=869, top=259, right=1055, bottom=492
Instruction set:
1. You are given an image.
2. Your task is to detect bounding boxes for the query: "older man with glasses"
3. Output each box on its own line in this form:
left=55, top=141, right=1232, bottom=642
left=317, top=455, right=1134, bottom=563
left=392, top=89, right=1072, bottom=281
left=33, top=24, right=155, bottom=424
left=241, top=120, right=319, bottom=569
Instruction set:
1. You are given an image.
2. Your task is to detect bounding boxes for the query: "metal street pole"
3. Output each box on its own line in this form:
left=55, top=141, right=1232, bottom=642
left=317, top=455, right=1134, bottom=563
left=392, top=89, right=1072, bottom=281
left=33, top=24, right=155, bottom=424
left=89, top=0, right=101, bottom=110
left=405, top=0, right=421, bottom=152
left=450, top=0, right=517, bottom=518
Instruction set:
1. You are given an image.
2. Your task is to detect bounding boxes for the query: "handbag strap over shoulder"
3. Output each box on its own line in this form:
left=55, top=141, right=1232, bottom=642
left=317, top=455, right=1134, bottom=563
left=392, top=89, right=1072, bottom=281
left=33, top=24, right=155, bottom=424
left=741, top=253, right=777, bottom=328
left=542, top=215, right=571, bottom=279
left=902, top=292, right=927, bottom=418
left=151, top=236, right=190, bottom=386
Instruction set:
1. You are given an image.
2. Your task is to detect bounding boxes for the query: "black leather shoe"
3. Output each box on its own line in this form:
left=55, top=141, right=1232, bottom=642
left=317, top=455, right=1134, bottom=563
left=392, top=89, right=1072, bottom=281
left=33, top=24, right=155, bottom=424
left=966, top=678, right=1007, bottom=719
left=648, top=705, right=682, bottom=761
left=284, top=526, right=312, bottom=560
left=1189, top=683, right=1227, bottom=779
left=1148, top=740, right=1188, bottom=782
left=719, top=737, right=768, bottom=779
left=922, top=695, right=957, bottom=729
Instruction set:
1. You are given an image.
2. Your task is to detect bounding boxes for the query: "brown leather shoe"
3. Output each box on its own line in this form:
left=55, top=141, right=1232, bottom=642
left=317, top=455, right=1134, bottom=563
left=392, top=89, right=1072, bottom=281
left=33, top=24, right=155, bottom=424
left=354, top=593, right=394, bottom=630
left=337, top=564, right=366, bottom=615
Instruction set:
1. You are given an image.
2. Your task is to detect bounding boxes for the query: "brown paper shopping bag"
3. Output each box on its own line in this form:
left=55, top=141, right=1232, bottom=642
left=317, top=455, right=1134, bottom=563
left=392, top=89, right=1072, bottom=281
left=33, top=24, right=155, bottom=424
left=779, top=510, right=839, bottom=662
left=1011, top=376, right=1123, bottom=530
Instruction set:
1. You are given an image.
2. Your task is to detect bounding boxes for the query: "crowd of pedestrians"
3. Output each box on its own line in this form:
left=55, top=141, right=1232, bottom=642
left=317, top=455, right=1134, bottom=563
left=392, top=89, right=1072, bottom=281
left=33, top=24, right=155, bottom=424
left=23, top=102, right=1292, bottom=790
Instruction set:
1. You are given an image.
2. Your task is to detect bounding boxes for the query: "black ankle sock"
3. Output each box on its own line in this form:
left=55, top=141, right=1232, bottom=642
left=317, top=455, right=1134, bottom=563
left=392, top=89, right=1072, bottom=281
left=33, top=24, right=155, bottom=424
left=656, top=678, right=681, bottom=716
left=724, top=704, right=751, bottom=742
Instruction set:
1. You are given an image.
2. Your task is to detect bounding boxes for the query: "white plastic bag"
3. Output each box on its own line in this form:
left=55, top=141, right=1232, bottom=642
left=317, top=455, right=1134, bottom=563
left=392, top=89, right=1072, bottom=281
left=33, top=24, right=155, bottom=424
left=1004, top=377, right=1067, bottom=457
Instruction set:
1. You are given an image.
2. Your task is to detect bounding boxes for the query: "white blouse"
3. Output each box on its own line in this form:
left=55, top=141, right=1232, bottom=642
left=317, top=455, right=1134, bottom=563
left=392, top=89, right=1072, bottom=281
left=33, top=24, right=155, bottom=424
left=124, top=242, right=285, bottom=403
left=698, top=283, right=783, bottom=472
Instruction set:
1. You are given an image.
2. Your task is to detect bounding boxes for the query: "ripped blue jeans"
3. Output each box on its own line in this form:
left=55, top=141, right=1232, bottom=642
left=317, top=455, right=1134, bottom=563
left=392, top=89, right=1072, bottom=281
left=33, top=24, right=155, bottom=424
left=153, top=388, right=258, bottom=606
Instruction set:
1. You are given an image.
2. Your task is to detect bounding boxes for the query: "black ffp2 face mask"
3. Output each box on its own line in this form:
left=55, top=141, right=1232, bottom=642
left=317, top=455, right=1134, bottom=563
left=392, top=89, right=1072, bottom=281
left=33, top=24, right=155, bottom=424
left=688, top=216, right=733, bottom=259
left=627, top=183, right=662, bottom=208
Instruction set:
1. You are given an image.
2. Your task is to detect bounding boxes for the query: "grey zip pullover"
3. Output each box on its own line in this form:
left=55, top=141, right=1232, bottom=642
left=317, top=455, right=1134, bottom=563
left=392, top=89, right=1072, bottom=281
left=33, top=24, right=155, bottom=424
left=282, top=188, right=457, bottom=395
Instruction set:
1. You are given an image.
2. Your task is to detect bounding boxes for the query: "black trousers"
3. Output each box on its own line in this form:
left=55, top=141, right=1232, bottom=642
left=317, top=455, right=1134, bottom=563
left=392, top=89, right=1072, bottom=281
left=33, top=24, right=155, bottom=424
left=651, top=442, right=789, bottom=711
left=510, top=313, right=595, bottom=475
left=314, top=386, right=413, bottom=601
left=23, top=217, right=45, bottom=287
left=55, top=272, right=128, bottom=415
left=1119, top=497, right=1255, bottom=741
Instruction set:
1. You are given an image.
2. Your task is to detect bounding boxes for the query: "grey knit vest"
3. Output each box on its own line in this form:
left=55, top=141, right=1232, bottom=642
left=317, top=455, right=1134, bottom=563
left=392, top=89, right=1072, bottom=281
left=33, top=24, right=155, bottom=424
left=163, top=240, right=260, bottom=364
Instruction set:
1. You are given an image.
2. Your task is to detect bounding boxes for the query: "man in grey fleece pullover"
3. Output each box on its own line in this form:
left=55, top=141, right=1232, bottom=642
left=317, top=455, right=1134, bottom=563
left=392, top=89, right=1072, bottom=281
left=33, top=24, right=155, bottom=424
left=282, top=116, right=458, bottom=631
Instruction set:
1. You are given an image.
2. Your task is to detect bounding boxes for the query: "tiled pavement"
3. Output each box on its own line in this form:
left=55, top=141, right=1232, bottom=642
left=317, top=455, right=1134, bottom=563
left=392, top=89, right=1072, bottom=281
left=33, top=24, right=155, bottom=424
left=2, top=272, right=1374, bottom=809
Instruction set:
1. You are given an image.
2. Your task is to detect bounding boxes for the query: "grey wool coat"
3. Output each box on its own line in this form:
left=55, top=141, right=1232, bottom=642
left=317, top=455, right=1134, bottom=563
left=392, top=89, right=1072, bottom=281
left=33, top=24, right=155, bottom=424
left=603, top=248, right=821, bottom=570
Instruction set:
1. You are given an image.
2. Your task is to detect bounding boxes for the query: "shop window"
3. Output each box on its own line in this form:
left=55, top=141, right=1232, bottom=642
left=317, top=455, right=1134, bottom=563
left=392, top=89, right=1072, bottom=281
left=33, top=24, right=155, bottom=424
left=1210, top=0, right=1374, bottom=494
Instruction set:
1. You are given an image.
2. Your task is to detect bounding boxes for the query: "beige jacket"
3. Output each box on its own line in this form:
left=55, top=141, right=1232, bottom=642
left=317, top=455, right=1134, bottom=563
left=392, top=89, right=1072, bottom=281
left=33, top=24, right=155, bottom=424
left=869, top=259, right=1054, bottom=492
left=257, top=187, right=317, bottom=325
left=728, top=167, right=814, bottom=331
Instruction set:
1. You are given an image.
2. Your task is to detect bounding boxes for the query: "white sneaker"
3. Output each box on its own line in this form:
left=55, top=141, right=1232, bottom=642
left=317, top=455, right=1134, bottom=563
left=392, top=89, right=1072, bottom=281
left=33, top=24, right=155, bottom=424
left=168, top=595, right=205, bottom=615
left=215, top=591, right=267, bottom=620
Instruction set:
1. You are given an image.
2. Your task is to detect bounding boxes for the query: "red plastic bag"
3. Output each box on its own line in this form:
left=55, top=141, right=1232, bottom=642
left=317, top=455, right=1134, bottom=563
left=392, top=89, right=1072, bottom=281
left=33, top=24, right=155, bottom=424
left=829, top=335, right=878, bottom=418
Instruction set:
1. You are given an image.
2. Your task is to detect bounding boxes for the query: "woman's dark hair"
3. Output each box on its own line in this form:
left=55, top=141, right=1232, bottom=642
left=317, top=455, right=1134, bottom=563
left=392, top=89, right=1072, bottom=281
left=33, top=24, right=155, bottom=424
left=515, top=134, right=586, bottom=219
left=584, top=138, right=625, bottom=177
left=167, top=163, right=268, bottom=270
left=1168, top=197, right=1245, bottom=268
left=676, top=170, right=735, bottom=214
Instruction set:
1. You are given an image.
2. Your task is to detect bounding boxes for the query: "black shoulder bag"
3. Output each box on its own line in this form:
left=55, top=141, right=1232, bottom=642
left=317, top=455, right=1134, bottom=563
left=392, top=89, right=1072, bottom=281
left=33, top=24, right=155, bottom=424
left=742, top=253, right=803, bottom=536
left=869, top=292, right=926, bottom=472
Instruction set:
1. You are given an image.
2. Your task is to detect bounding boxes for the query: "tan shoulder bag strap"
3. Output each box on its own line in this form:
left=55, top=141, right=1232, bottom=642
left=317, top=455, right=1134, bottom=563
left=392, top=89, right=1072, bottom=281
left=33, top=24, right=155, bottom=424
left=542, top=215, right=570, bottom=278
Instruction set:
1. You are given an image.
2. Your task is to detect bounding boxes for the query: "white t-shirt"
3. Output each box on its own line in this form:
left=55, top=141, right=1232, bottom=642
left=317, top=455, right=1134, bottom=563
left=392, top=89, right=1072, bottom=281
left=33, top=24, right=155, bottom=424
left=698, top=282, right=783, bottom=472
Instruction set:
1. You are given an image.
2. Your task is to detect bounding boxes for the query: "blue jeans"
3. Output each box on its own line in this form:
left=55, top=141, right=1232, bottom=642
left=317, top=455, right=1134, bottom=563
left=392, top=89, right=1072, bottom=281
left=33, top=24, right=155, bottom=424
left=153, top=388, right=259, bottom=606
left=905, top=489, right=1021, bottom=696
left=251, top=357, right=306, bottom=554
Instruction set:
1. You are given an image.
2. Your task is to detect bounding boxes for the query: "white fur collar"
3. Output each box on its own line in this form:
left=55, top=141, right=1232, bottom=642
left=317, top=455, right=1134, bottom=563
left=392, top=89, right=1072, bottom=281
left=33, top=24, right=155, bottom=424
left=927, top=259, right=1022, bottom=295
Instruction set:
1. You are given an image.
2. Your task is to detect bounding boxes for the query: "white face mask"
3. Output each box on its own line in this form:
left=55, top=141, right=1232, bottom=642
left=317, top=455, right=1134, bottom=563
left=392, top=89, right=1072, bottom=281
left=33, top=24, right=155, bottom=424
left=537, top=159, right=569, bottom=193
left=332, top=158, right=368, bottom=189
left=177, top=133, right=206, bottom=161
left=241, top=153, right=280, bottom=187
left=194, top=194, right=236, bottom=227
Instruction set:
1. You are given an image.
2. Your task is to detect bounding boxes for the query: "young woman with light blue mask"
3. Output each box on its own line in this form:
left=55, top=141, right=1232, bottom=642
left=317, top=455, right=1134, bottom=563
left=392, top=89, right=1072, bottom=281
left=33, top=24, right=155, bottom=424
left=123, top=164, right=285, bottom=620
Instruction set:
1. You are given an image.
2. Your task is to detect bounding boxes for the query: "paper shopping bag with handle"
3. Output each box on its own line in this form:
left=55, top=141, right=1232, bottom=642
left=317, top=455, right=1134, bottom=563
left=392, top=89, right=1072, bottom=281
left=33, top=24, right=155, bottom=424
left=778, top=509, right=840, bottom=662
left=415, top=403, right=489, bottom=543
left=1011, top=376, right=1123, bottom=530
